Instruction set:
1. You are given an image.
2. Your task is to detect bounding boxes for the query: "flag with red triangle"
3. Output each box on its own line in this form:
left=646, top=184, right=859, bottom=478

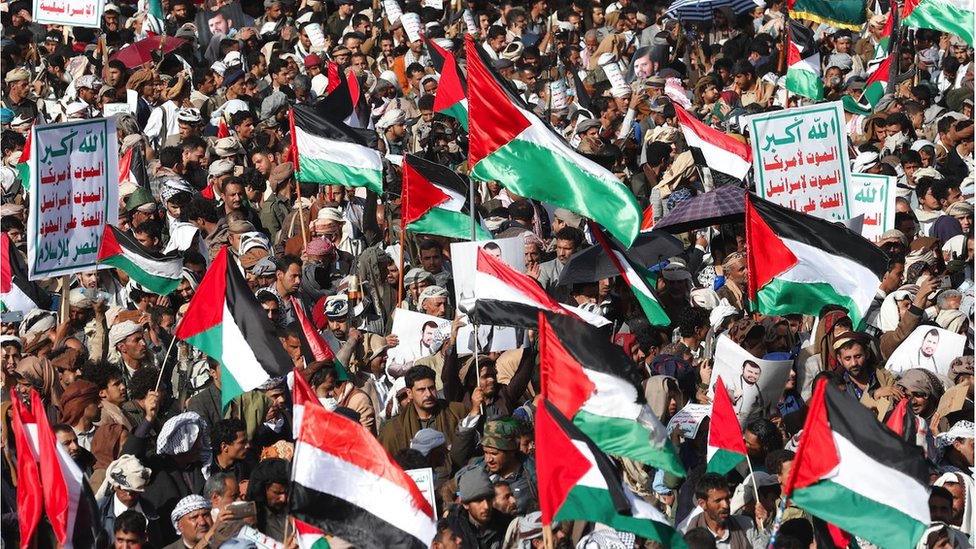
left=401, top=153, right=490, bottom=240
left=426, top=37, right=468, bottom=129
left=706, top=376, right=748, bottom=474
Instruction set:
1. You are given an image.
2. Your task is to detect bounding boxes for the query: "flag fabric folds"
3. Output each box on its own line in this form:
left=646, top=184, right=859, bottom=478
left=401, top=154, right=490, bottom=240
left=291, top=399, right=436, bottom=548
left=786, top=19, right=825, bottom=101
left=591, top=225, right=670, bottom=326
left=539, top=311, right=684, bottom=476
left=469, top=248, right=610, bottom=329
left=788, top=0, right=867, bottom=29
left=464, top=34, right=642, bottom=246
left=174, top=247, right=292, bottom=409
left=290, top=105, right=383, bottom=194
left=784, top=379, right=931, bottom=549
left=426, top=37, right=468, bottom=129
left=706, top=377, right=748, bottom=474
left=674, top=105, right=752, bottom=181
left=97, top=225, right=183, bottom=295
left=903, top=0, right=974, bottom=46
left=9, top=391, right=43, bottom=549
left=536, top=399, right=687, bottom=548
left=745, top=193, right=889, bottom=328
left=1, top=232, right=51, bottom=314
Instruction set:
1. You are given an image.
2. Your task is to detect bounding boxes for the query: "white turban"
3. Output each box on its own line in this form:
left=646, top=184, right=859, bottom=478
left=376, top=108, right=406, bottom=130
left=109, top=320, right=143, bottom=349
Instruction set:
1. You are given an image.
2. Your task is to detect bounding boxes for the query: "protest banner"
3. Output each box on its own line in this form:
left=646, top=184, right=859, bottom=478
left=886, top=325, right=967, bottom=377
left=27, top=118, right=119, bottom=280
left=745, top=101, right=852, bottom=221
left=33, top=0, right=102, bottom=27
left=846, top=173, right=895, bottom=243
left=707, top=335, right=793, bottom=426
left=666, top=403, right=710, bottom=439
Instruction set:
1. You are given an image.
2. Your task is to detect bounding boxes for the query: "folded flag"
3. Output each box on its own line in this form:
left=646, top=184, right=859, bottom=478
left=465, top=34, right=641, bottom=246
left=784, top=378, right=930, bottom=549
left=402, top=154, right=490, bottom=240
left=706, top=377, right=748, bottom=475
left=786, top=19, right=825, bottom=102
left=98, top=225, right=183, bottom=295
left=745, top=193, right=889, bottom=329
left=217, top=118, right=230, bottom=139
left=317, top=62, right=371, bottom=129
left=640, top=204, right=655, bottom=232
left=591, top=224, right=670, bottom=326
left=32, top=389, right=99, bottom=548
left=16, top=124, right=31, bottom=191
left=536, top=399, right=687, bottom=548
left=174, top=247, right=292, bottom=409
left=291, top=105, right=383, bottom=194
left=1, top=233, right=51, bottom=314
left=9, top=390, right=43, bottom=549
left=291, top=397, right=436, bottom=548
left=788, top=0, right=866, bottom=29
left=539, top=312, right=684, bottom=476
left=845, top=53, right=891, bottom=116
left=469, top=248, right=610, bottom=329
left=296, top=519, right=331, bottom=549
left=290, top=296, right=349, bottom=382
left=292, top=366, right=323, bottom=443
left=904, top=0, right=973, bottom=46
left=426, top=37, right=468, bottom=129
left=674, top=105, right=752, bottom=181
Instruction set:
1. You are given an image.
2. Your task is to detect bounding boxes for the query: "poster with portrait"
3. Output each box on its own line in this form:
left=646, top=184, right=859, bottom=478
left=885, top=326, right=967, bottom=377
left=707, top=335, right=793, bottom=426
left=456, top=321, right=521, bottom=356
left=386, top=309, right=451, bottom=368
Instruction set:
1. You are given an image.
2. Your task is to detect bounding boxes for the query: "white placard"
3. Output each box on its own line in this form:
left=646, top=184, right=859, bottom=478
left=102, top=103, right=132, bottom=117
left=745, top=101, right=853, bottom=221
left=463, top=9, right=478, bottom=35
left=383, top=0, right=403, bottom=23
left=550, top=79, right=568, bottom=111
left=400, top=12, right=423, bottom=43
left=666, top=403, right=710, bottom=439
left=305, top=22, right=327, bottom=50
left=707, top=335, right=793, bottom=426
left=33, top=0, right=102, bottom=27
left=405, top=467, right=437, bottom=515
left=28, top=119, right=119, bottom=280
left=846, top=173, right=895, bottom=243
left=885, top=326, right=967, bottom=378
left=601, top=60, right=627, bottom=90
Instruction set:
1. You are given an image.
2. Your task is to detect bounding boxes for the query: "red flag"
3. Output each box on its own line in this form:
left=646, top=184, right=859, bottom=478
left=291, top=295, right=336, bottom=363
left=118, top=147, right=133, bottom=186
left=640, top=204, right=654, bottom=232
left=9, top=392, right=42, bottom=549
left=217, top=118, right=230, bottom=138
left=33, top=390, right=70, bottom=544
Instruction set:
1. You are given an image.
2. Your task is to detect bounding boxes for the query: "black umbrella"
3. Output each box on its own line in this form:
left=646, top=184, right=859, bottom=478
left=654, top=184, right=747, bottom=234
left=558, top=230, right=685, bottom=285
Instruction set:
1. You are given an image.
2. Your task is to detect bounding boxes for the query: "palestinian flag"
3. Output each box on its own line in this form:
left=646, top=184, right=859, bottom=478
left=16, top=126, right=31, bottom=191
left=784, top=379, right=930, bottom=549
left=98, top=225, right=183, bottom=295
left=296, top=520, right=331, bottom=549
left=174, top=247, right=292, bottom=409
left=640, top=204, right=654, bottom=232
left=788, top=0, right=866, bottom=29
left=317, top=63, right=371, bottom=128
left=291, top=105, right=383, bottom=194
left=291, top=296, right=349, bottom=382
left=536, top=399, right=686, bottom=548
left=591, top=225, right=669, bottom=326
left=843, top=54, right=891, bottom=116
left=674, top=105, right=751, bottom=181
left=31, top=390, right=99, bottom=548
left=706, top=377, right=748, bottom=475
left=402, top=154, right=490, bottom=240
left=293, top=365, right=324, bottom=439
left=464, top=34, right=641, bottom=247
left=426, top=37, right=468, bottom=129
left=291, top=397, right=437, bottom=548
left=470, top=248, right=610, bottom=329
left=1, top=233, right=51, bottom=314
left=786, top=19, right=824, bottom=101
left=745, top=193, right=889, bottom=329
left=9, top=390, right=43, bottom=549
left=905, top=0, right=973, bottom=45
left=539, top=312, right=684, bottom=476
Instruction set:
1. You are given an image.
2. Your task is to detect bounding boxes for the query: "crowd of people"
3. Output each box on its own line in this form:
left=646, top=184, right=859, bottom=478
left=0, top=0, right=974, bottom=547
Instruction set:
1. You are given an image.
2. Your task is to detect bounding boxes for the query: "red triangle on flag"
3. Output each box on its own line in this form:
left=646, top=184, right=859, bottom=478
left=539, top=313, right=596, bottom=419
left=536, top=400, right=594, bottom=525
left=783, top=379, right=841, bottom=495
left=97, top=225, right=124, bottom=261
left=709, top=377, right=748, bottom=455
left=465, top=34, right=531, bottom=166
left=118, top=147, right=133, bottom=186
left=745, top=194, right=799, bottom=301
left=401, top=159, right=450, bottom=227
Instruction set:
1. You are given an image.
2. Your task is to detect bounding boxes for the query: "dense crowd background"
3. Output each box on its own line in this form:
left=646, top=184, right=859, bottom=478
left=0, top=0, right=974, bottom=547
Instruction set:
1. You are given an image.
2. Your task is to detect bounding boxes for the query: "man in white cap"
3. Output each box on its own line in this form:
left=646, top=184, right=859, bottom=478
left=110, top=320, right=152, bottom=387
left=96, top=455, right=164, bottom=547
left=419, top=285, right=450, bottom=318
left=377, top=108, right=408, bottom=157
left=166, top=495, right=212, bottom=549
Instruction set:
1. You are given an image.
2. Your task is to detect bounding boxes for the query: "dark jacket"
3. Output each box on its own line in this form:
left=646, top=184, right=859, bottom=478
left=97, top=494, right=165, bottom=548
